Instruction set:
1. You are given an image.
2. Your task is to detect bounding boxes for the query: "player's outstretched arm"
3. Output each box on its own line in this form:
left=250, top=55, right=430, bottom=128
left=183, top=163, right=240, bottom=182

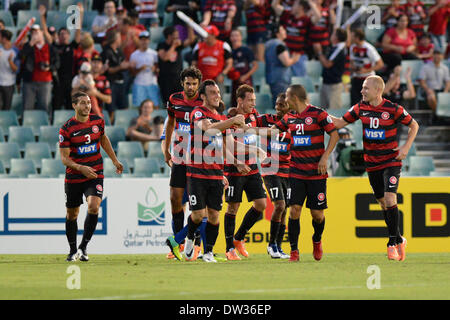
left=100, top=135, right=123, bottom=174
left=394, top=119, right=419, bottom=160
left=329, top=115, right=349, bottom=129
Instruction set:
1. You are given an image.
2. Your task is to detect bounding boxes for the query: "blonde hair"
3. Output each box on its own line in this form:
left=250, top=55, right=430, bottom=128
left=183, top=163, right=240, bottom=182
left=80, top=33, right=94, bottom=50
left=366, top=75, right=385, bottom=93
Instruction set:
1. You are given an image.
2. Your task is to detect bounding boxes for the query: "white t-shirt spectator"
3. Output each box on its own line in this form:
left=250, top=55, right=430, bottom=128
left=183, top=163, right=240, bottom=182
left=91, top=15, right=117, bottom=37
left=349, top=41, right=382, bottom=78
left=0, top=47, right=17, bottom=86
left=130, top=48, right=158, bottom=86
left=418, top=62, right=450, bottom=91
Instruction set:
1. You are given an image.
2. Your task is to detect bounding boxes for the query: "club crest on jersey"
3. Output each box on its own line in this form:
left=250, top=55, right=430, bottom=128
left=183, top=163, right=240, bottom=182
left=78, top=143, right=97, bottom=155
left=381, top=112, right=390, bottom=120
left=364, top=129, right=385, bottom=140
left=194, top=111, right=203, bottom=119
left=318, top=193, right=325, bottom=201
left=389, top=176, right=397, bottom=185
left=305, top=117, right=313, bottom=125
left=92, top=125, right=99, bottom=133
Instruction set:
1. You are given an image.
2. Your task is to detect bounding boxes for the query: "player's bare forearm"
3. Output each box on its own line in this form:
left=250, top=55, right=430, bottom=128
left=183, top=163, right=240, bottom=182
left=324, top=130, right=340, bottom=157
left=330, top=116, right=348, bottom=129
left=403, top=119, right=419, bottom=150
left=100, top=135, right=119, bottom=162
left=60, top=148, right=83, bottom=171
left=164, top=115, right=176, bottom=153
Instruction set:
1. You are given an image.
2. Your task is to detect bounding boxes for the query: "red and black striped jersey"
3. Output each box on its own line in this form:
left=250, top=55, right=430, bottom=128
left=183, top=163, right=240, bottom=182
left=309, top=7, right=331, bottom=47
left=245, top=0, right=271, bottom=35
left=59, top=114, right=105, bottom=183
left=342, top=99, right=413, bottom=172
left=255, top=113, right=291, bottom=177
left=204, top=0, right=236, bottom=39
left=187, top=106, right=228, bottom=180
left=402, top=1, right=426, bottom=38
left=167, top=91, right=204, bottom=165
left=283, top=14, right=310, bottom=54
left=275, top=106, right=336, bottom=180
left=224, top=108, right=260, bottom=176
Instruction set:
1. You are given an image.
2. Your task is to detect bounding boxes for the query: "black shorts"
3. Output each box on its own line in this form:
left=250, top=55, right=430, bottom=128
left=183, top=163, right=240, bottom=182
left=225, top=173, right=267, bottom=203
left=289, top=178, right=327, bottom=210
left=170, top=163, right=187, bottom=189
left=367, top=166, right=401, bottom=200
left=65, top=178, right=103, bottom=208
left=187, top=177, right=224, bottom=211
left=263, top=175, right=290, bottom=204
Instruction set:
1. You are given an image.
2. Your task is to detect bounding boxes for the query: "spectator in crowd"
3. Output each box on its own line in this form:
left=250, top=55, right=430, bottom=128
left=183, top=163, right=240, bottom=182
left=428, top=0, right=450, bottom=54
left=0, top=29, right=18, bottom=110
left=127, top=9, right=146, bottom=32
left=126, top=99, right=164, bottom=151
left=418, top=49, right=450, bottom=112
left=403, top=0, right=427, bottom=39
left=244, top=0, right=271, bottom=61
left=119, top=17, right=140, bottom=62
left=416, top=33, right=434, bottom=62
left=0, top=20, right=5, bottom=31
left=71, top=61, right=100, bottom=114
left=133, top=0, right=160, bottom=28
left=166, top=0, right=201, bottom=42
left=272, top=0, right=295, bottom=24
left=129, top=30, right=161, bottom=108
left=382, top=0, right=404, bottom=30
left=192, top=25, right=233, bottom=94
left=314, top=28, right=347, bottom=110
left=20, top=26, right=60, bottom=112
left=201, top=0, right=237, bottom=42
left=102, top=29, right=130, bottom=123
left=264, top=24, right=300, bottom=107
left=157, top=26, right=196, bottom=106
left=92, top=0, right=118, bottom=42
left=229, top=28, right=258, bottom=107
left=381, top=14, right=418, bottom=72
left=308, top=0, right=335, bottom=53
left=383, top=65, right=416, bottom=104
left=73, top=33, right=99, bottom=75
left=349, top=28, right=384, bottom=105
left=91, top=53, right=112, bottom=116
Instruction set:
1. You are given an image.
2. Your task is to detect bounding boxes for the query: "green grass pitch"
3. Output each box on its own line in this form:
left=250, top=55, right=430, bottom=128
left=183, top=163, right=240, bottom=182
left=1, top=253, right=449, bottom=300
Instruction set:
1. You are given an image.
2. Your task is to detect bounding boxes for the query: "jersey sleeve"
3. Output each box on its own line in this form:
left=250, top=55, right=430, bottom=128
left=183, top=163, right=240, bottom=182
left=394, top=104, right=413, bottom=126
left=318, top=110, right=337, bottom=134
left=190, top=109, right=208, bottom=125
left=274, top=114, right=289, bottom=131
left=342, top=104, right=360, bottom=123
left=59, top=126, right=70, bottom=148
left=167, top=95, right=175, bottom=118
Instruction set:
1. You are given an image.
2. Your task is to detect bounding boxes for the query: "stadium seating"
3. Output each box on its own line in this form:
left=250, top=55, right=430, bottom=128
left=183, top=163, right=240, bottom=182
left=24, top=142, right=52, bottom=169
left=114, top=109, right=139, bottom=129
left=150, top=27, right=165, bottom=45
left=0, top=127, right=4, bottom=142
left=133, top=157, right=161, bottom=177
left=17, top=10, right=41, bottom=29
left=0, top=161, right=4, bottom=174
left=341, top=92, right=351, bottom=109
left=82, top=11, right=98, bottom=30
left=9, top=159, right=37, bottom=178
left=30, top=0, right=55, bottom=10
left=23, top=110, right=50, bottom=136
left=408, top=156, right=435, bottom=176
left=8, top=126, right=35, bottom=151
left=400, top=60, right=424, bottom=84
left=53, top=110, right=74, bottom=128
left=103, top=157, right=130, bottom=178
left=253, top=61, right=266, bottom=86
left=59, top=0, right=80, bottom=11
left=105, top=126, right=126, bottom=151
left=40, top=158, right=66, bottom=178
left=437, top=92, right=450, bottom=118
left=117, top=141, right=145, bottom=169
left=11, top=94, right=23, bottom=117
left=39, top=126, right=59, bottom=153
left=364, top=25, right=385, bottom=45
left=308, top=92, right=320, bottom=106
left=255, top=93, right=272, bottom=110
left=162, top=11, right=173, bottom=28
left=0, top=10, right=15, bottom=27
left=0, top=142, right=21, bottom=170
left=46, top=10, right=68, bottom=30
left=102, top=112, right=111, bottom=126
left=305, top=60, right=323, bottom=86
left=291, top=77, right=315, bottom=93
left=147, top=141, right=164, bottom=161
left=0, top=111, right=19, bottom=137
left=429, top=171, right=450, bottom=176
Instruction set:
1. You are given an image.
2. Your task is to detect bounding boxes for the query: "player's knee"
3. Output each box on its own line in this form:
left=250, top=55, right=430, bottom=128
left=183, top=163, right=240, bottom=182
left=311, top=210, right=325, bottom=223
left=290, top=205, right=302, bottom=219
left=253, top=198, right=266, bottom=212
left=272, top=202, right=286, bottom=221
left=226, top=203, right=240, bottom=215
left=66, top=208, right=79, bottom=220
left=384, top=192, right=397, bottom=207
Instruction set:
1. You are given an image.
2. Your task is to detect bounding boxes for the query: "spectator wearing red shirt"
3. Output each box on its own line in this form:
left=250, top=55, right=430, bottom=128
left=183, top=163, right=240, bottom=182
left=428, top=0, right=450, bottom=54
left=201, top=0, right=237, bottom=42
left=91, top=54, right=113, bottom=117
left=403, top=0, right=427, bottom=39
left=192, top=25, right=233, bottom=94
left=382, top=0, right=405, bottom=30
left=19, top=26, right=60, bottom=113
left=245, top=0, right=271, bottom=61
left=416, top=33, right=434, bottom=62
left=381, top=14, right=418, bottom=72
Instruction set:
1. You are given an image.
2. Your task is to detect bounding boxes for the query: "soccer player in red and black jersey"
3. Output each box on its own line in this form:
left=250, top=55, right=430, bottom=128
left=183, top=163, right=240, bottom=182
left=223, top=84, right=268, bottom=261
left=59, top=92, right=123, bottom=262
left=331, top=76, right=419, bottom=261
left=274, top=84, right=339, bottom=262
left=255, top=93, right=292, bottom=259
left=184, top=80, right=246, bottom=262
left=163, top=67, right=203, bottom=251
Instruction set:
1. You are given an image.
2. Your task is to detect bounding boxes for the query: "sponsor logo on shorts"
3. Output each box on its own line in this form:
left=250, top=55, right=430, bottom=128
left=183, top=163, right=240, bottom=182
left=381, top=112, right=390, bottom=120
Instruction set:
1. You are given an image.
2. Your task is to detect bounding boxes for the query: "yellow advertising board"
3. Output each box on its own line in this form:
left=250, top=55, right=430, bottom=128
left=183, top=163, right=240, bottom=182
left=215, top=177, right=450, bottom=254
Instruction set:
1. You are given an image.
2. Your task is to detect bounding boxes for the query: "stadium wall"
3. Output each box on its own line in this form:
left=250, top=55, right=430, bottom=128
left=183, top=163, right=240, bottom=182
left=0, top=177, right=448, bottom=254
